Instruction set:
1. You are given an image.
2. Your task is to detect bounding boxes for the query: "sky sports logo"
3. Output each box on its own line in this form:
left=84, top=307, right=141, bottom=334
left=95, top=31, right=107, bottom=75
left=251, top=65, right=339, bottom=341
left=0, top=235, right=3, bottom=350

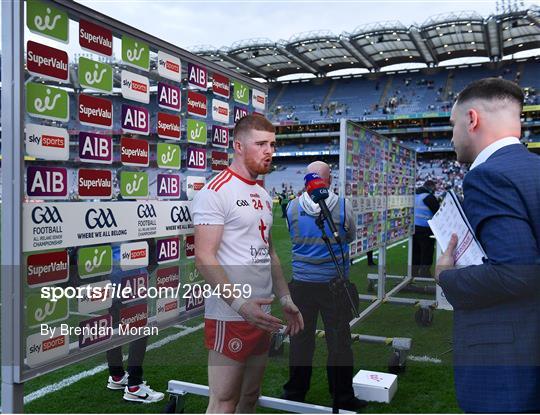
left=131, top=80, right=147, bottom=93
left=121, top=70, right=150, bottom=104
left=212, top=99, right=229, bottom=124
left=26, top=124, right=69, bottom=161
left=40, top=135, right=65, bottom=148
left=130, top=249, right=146, bottom=259
left=26, top=331, right=69, bottom=368
left=186, top=176, right=206, bottom=200
left=157, top=51, right=181, bottom=81
left=252, top=89, right=266, bottom=110
left=120, top=241, right=148, bottom=270
left=165, top=60, right=179, bottom=72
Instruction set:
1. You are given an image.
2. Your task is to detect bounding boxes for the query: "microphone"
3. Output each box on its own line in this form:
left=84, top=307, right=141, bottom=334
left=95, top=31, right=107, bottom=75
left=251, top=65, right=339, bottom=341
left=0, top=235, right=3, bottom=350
left=304, top=173, right=341, bottom=243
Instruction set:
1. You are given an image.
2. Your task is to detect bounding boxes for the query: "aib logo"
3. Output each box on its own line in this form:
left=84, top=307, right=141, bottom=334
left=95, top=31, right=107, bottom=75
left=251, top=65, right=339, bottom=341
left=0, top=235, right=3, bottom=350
left=170, top=206, right=192, bottom=223
left=85, top=208, right=117, bottom=229
left=137, top=204, right=156, bottom=219
left=32, top=206, right=63, bottom=224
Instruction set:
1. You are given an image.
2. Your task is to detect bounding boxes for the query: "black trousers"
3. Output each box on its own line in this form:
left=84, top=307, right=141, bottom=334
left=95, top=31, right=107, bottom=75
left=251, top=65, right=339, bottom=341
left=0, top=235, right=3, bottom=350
left=106, top=301, right=148, bottom=386
left=412, top=226, right=435, bottom=277
left=283, top=280, right=356, bottom=403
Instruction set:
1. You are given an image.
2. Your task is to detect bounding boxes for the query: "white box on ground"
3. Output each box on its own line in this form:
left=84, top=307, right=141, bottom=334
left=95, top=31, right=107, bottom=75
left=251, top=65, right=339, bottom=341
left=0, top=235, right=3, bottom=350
left=353, top=370, right=397, bottom=403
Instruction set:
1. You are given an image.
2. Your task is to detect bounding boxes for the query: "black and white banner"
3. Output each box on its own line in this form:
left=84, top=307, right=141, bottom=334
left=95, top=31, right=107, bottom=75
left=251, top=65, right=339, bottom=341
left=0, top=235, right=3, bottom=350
left=23, top=201, right=193, bottom=252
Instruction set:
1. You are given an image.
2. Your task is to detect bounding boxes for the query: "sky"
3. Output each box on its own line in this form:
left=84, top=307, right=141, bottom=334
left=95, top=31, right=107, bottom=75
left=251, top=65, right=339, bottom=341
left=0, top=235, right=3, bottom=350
left=74, top=0, right=538, bottom=51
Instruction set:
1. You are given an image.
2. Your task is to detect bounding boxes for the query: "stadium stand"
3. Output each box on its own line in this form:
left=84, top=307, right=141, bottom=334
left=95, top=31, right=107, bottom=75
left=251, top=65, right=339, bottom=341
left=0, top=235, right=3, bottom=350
left=267, top=60, right=540, bottom=123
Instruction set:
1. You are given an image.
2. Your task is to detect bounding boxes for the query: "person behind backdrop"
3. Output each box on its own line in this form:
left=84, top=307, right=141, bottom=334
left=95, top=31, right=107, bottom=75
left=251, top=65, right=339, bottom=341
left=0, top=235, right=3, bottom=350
left=436, top=78, right=540, bottom=413
left=412, top=179, right=440, bottom=277
left=281, top=161, right=367, bottom=412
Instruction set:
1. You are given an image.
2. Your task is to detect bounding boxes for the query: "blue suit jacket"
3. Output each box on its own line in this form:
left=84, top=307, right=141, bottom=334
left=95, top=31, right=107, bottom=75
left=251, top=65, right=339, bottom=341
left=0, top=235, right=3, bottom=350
left=439, top=144, right=540, bottom=413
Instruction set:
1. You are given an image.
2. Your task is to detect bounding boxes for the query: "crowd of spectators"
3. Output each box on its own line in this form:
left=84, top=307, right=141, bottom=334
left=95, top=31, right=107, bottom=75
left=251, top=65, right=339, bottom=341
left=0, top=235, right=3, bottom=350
left=416, top=158, right=467, bottom=199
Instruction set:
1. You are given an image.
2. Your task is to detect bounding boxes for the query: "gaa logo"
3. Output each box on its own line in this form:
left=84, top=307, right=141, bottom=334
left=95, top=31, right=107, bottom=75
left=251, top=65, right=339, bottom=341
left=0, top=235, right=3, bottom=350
left=32, top=206, right=63, bottom=224
left=137, top=204, right=156, bottom=219
left=170, top=206, right=192, bottom=223
left=228, top=338, right=243, bottom=353
left=85, top=208, right=117, bottom=229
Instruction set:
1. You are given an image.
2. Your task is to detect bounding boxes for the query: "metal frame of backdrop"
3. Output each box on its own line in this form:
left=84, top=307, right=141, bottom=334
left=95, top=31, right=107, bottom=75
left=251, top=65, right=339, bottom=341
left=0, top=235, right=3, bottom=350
left=338, top=118, right=437, bottom=369
left=1, top=0, right=267, bottom=412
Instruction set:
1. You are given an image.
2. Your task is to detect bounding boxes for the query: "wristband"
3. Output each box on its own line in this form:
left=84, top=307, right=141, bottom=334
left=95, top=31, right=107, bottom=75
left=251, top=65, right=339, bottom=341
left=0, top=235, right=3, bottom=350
left=230, top=297, right=247, bottom=313
left=279, top=294, right=292, bottom=306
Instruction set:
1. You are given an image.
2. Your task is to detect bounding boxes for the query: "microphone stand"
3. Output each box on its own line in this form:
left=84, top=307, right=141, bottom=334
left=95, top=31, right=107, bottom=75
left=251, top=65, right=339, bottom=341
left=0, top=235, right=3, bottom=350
left=314, top=213, right=359, bottom=318
left=314, top=212, right=359, bottom=414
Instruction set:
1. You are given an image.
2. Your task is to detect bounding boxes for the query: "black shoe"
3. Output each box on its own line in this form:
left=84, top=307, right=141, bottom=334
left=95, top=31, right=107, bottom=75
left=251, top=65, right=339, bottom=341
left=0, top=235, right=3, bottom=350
left=280, top=392, right=305, bottom=403
left=337, top=397, right=368, bottom=412
left=367, top=261, right=377, bottom=266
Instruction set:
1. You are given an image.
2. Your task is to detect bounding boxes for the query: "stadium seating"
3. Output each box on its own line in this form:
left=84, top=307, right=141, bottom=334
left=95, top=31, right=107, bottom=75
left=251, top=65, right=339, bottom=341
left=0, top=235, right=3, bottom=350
left=268, top=60, right=540, bottom=123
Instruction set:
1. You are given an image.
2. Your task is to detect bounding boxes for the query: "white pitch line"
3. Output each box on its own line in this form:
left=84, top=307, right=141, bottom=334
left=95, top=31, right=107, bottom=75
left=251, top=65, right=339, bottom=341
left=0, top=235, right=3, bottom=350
left=24, top=323, right=204, bottom=404
left=407, top=355, right=442, bottom=364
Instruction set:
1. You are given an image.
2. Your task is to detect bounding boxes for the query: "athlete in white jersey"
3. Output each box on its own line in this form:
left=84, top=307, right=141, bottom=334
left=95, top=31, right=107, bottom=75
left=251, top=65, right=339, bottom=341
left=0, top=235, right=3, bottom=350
left=194, top=167, right=274, bottom=321
left=193, top=115, right=304, bottom=414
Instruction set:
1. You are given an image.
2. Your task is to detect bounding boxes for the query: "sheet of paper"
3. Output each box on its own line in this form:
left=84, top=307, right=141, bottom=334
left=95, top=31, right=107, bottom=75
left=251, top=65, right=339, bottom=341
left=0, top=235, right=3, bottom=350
left=428, top=191, right=486, bottom=266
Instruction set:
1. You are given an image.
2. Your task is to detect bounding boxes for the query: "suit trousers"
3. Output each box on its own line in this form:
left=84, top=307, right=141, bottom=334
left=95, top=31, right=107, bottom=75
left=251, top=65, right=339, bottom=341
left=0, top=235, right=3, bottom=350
left=283, top=279, right=356, bottom=403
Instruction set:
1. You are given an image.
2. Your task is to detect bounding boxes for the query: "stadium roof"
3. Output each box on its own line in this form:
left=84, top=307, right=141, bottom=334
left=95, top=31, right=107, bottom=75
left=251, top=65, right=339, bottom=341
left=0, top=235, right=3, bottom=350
left=191, top=7, right=540, bottom=80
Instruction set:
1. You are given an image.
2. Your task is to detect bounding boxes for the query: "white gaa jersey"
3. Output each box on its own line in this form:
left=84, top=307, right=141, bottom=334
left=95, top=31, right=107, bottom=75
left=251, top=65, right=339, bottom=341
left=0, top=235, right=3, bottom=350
left=192, top=168, right=274, bottom=321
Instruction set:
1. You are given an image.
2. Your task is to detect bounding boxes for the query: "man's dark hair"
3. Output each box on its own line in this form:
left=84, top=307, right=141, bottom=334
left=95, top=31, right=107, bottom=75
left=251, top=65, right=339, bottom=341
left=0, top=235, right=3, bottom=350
left=456, top=77, right=524, bottom=109
left=233, top=114, right=275, bottom=141
left=424, top=180, right=436, bottom=189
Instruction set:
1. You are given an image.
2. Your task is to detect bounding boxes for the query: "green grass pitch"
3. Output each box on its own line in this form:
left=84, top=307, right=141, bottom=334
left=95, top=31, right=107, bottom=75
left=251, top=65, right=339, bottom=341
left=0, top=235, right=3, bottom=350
left=21, top=210, right=459, bottom=413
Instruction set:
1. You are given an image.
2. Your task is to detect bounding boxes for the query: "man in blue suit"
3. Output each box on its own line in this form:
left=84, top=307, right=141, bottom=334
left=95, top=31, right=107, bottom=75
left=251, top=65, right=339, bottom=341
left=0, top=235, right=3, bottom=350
left=436, top=78, right=540, bottom=413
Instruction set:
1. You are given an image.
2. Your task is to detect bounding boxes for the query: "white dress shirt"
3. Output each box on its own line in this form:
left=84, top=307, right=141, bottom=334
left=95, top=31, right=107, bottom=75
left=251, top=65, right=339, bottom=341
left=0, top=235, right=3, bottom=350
left=469, top=136, right=521, bottom=171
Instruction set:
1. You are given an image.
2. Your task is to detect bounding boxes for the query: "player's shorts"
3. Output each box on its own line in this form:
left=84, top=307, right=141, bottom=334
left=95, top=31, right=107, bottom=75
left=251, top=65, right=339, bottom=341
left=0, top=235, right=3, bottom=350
left=204, top=319, right=271, bottom=362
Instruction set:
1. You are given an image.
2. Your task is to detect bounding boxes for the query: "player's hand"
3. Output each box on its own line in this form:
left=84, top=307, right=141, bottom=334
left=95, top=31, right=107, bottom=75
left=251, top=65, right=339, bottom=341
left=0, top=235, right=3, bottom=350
left=435, top=233, right=458, bottom=282
left=237, top=298, right=283, bottom=333
left=280, top=295, right=304, bottom=336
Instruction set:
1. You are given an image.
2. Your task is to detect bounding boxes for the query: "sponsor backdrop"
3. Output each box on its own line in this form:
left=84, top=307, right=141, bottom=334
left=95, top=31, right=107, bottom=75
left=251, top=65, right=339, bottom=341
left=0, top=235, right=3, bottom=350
left=339, top=120, right=416, bottom=258
left=21, top=0, right=267, bottom=373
